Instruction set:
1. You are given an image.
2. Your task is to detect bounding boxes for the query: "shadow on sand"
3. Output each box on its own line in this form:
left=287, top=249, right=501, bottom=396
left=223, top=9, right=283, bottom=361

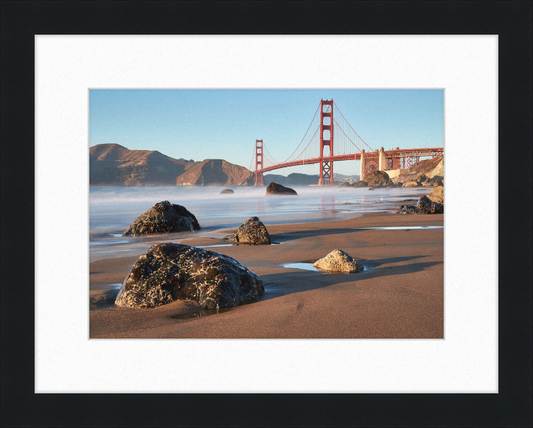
left=259, top=258, right=442, bottom=301
left=270, top=227, right=361, bottom=243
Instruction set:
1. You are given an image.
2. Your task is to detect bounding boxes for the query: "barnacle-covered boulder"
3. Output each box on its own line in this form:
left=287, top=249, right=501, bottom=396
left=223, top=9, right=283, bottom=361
left=313, top=249, right=364, bottom=273
left=123, top=200, right=200, bottom=236
left=115, top=243, right=264, bottom=309
left=227, top=216, right=271, bottom=245
left=266, top=182, right=298, bottom=195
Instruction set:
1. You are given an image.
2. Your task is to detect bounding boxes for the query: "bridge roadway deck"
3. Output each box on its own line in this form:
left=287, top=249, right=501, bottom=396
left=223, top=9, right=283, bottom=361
left=258, top=147, right=443, bottom=174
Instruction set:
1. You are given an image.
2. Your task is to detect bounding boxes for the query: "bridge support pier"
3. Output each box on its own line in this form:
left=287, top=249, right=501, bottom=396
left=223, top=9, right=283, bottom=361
left=254, top=139, right=264, bottom=186
left=318, top=99, right=335, bottom=185
left=378, top=147, right=387, bottom=170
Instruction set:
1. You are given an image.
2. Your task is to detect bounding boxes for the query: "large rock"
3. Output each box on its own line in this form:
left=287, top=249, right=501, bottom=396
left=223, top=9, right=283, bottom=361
left=351, top=180, right=369, bottom=188
left=397, top=195, right=444, bottom=215
left=266, top=182, right=298, bottom=195
left=115, top=243, right=264, bottom=309
left=123, top=201, right=200, bottom=236
left=313, top=249, right=364, bottom=273
left=364, top=170, right=390, bottom=187
left=228, top=216, right=271, bottom=245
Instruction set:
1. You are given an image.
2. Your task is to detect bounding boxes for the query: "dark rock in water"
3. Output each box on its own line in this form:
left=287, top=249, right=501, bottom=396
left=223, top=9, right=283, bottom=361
left=123, top=200, right=200, bottom=236
left=266, top=182, right=298, bottom=195
left=368, top=187, right=375, bottom=191
left=220, top=188, right=234, bottom=194
left=115, top=243, right=264, bottom=309
left=417, top=195, right=444, bottom=214
left=397, top=195, right=444, bottom=215
left=227, top=216, right=271, bottom=245
left=352, top=180, right=369, bottom=188
left=340, top=181, right=354, bottom=188
left=364, top=170, right=390, bottom=187
left=397, top=205, right=419, bottom=215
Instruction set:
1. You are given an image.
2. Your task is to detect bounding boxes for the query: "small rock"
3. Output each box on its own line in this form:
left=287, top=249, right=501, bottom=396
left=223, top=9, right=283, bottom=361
left=313, top=249, right=364, bottom=273
left=227, top=216, right=271, bottom=245
left=266, top=182, right=298, bottom=195
left=220, top=189, right=234, bottom=194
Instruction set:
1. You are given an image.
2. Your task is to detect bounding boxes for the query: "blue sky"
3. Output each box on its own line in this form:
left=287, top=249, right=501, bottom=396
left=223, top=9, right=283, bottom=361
left=89, top=89, right=443, bottom=176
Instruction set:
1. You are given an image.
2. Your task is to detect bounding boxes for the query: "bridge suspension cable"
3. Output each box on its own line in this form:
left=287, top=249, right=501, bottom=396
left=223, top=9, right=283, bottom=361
left=262, top=143, right=280, bottom=167
left=333, top=101, right=374, bottom=152
left=248, top=148, right=255, bottom=172
left=277, top=101, right=321, bottom=164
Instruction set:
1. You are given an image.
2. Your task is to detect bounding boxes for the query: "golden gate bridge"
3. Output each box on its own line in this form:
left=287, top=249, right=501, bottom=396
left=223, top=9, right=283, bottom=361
left=251, top=99, right=443, bottom=186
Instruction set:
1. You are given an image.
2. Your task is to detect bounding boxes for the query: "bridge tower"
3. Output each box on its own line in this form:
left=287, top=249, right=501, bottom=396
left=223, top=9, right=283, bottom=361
left=254, top=139, right=264, bottom=186
left=318, top=99, right=334, bottom=185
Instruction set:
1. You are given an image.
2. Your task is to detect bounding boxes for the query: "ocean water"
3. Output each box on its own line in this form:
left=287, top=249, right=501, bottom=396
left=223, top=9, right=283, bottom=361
left=89, top=185, right=430, bottom=260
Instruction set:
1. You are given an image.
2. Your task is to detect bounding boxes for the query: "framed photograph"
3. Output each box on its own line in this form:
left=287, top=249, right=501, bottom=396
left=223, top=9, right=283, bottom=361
left=2, top=1, right=531, bottom=427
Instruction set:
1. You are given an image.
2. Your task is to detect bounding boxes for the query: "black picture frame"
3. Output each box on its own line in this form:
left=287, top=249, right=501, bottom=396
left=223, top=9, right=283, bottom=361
left=1, top=1, right=531, bottom=426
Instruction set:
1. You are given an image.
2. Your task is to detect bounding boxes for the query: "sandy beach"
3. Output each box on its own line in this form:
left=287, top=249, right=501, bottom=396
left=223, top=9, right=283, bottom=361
left=90, top=211, right=443, bottom=339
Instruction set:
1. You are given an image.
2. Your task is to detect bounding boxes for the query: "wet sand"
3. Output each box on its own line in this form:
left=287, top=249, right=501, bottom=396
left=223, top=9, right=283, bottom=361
left=90, top=212, right=443, bottom=338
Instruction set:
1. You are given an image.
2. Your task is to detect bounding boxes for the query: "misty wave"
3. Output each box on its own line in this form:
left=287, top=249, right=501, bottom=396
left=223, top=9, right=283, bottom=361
left=89, top=185, right=429, bottom=234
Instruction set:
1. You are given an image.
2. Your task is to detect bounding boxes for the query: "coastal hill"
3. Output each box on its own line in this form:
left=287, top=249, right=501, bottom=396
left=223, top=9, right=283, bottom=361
left=175, top=159, right=254, bottom=186
left=90, top=143, right=254, bottom=186
left=90, top=144, right=194, bottom=186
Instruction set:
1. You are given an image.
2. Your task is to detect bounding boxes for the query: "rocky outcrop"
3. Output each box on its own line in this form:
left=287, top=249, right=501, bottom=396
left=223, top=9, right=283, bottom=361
left=220, top=189, right=234, bottom=194
left=266, top=182, right=298, bottom=195
left=397, top=195, right=444, bottom=215
left=428, top=186, right=444, bottom=204
left=123, top=201, right=201, bottom=236
left=313, top=249, right=364, bottom=273
left=364, top=170, right=390, bottom=187
left=227, top=216, right=271, bottom=245
left=401, top=174, right=442, bottom=188
left=392, top=155, right=444, bottom=186
left=175, top=159, right=253, bottom=186
left=115, top=243, right=264, bottom=309
left=427, top=156, right=444, bottom=179
left=402, top=180, right=420, bottom=188
left=346, top=171, right=397, bottom=188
